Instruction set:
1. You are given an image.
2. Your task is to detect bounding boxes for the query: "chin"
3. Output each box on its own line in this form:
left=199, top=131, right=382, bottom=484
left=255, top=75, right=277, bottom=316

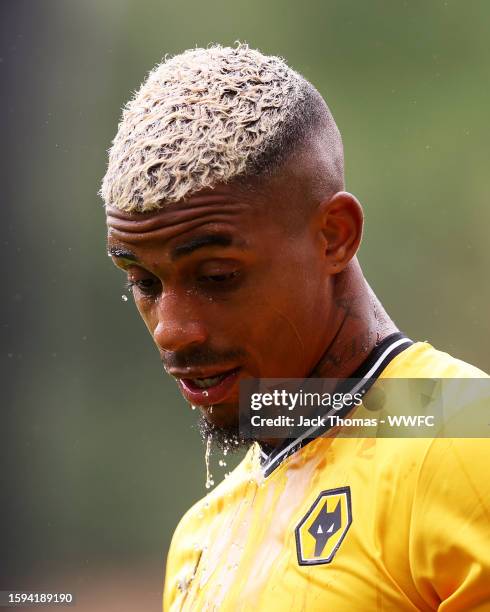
left=196, top=411, right=251, bottom=452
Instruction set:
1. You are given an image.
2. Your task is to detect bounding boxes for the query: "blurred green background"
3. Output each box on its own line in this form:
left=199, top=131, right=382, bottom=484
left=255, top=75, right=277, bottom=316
left=2, top=0, right=489, bottom=609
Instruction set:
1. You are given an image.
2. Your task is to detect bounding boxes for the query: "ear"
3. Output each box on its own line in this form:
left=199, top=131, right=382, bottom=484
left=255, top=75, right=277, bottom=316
left=317, top=191, right=363, bottom=273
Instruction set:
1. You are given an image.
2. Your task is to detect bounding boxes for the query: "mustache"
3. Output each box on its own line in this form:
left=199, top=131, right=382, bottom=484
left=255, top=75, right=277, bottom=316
left=161, top=346, right=246, bottom=371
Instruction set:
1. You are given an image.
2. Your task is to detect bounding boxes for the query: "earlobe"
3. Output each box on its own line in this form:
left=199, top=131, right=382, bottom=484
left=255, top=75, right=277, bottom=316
left=319, top=191, right=363, bottom=274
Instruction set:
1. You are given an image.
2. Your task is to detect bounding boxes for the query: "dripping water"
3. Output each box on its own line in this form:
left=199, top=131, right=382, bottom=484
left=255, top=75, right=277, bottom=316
left=205, top=435, right=214, bottom=489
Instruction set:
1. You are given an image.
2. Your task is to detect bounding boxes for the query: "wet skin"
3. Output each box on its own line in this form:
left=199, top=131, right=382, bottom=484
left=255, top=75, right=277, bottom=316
left=106, top=164, right=396, bottom=436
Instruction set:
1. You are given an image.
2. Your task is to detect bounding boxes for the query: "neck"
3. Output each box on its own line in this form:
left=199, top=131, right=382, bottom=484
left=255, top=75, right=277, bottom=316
left=310, top=258, right=398, bottom=379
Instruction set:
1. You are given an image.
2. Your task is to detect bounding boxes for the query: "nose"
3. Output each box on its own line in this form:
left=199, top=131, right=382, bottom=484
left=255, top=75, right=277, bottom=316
left=152, top=294, right=208, bottom=353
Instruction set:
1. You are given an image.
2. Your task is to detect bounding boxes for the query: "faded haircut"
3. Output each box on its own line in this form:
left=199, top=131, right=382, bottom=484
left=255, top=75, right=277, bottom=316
left=101, top=43, right=343, bottom=213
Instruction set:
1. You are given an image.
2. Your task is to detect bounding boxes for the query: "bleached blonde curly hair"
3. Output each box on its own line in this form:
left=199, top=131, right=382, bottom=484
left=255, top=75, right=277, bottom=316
left=101, top=43, right=342, bottom=212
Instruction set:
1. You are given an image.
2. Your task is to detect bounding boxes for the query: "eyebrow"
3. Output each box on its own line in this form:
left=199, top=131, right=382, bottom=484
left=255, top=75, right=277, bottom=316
left=108, top=233, right=242, bottom=264
left=171, top=233, right=237, bottom=260
left=108, top=246, right=139, bottom=262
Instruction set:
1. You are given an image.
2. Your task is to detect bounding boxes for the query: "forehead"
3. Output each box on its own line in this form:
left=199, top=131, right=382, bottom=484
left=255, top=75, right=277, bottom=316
left=105, top=185, right=278, bottom=258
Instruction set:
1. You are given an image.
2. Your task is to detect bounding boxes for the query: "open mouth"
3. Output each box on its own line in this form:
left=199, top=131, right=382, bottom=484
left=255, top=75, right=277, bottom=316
left=184, top=370, right=238, bottom=390
left=178, top=367, right=241, bottom=406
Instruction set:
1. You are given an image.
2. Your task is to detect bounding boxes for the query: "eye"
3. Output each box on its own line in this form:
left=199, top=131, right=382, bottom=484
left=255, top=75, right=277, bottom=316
left=126, top=277, right=160, bottom=295
left=198, top=271, right=240, bottom=284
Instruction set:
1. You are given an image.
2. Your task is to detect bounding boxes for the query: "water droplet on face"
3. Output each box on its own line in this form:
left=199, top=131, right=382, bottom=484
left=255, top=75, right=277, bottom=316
left=191, top=404, right=197, bottom=411
left=209, top=406, right=213, bottom=414
left=121, top=295, right=128, bottom=302
left=203, top=390, right=209, bottom=397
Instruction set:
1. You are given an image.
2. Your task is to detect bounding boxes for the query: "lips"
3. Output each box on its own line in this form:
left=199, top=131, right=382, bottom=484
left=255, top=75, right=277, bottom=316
left=175, top=367, right=241, bottom=406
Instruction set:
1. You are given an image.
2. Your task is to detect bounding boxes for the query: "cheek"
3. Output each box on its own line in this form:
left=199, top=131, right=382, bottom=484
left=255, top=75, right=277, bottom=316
left=247, top=264, right=330, bottom=366
left=132, top=296, right=158, bottom=336
left=229, top=290, right=303, bottom=357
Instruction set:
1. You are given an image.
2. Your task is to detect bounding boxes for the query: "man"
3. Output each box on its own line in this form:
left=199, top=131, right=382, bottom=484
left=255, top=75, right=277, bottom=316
left=101, top=45, right=490, bottom=610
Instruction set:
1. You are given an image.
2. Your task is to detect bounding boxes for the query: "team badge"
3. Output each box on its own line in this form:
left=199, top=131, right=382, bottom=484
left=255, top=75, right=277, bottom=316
left=295, top=487, right=352, bottom=565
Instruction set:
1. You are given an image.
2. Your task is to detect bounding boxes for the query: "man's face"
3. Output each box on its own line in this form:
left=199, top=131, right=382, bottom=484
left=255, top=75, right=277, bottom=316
left=106, top=179, right=334, bottom=434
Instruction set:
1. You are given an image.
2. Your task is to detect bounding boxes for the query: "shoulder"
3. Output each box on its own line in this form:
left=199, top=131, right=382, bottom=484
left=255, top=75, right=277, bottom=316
left=409, top=436, right=490, bottom=606
left=383, top=344, right=490, bottom=605
left=383, top=340, right=489, bottom=378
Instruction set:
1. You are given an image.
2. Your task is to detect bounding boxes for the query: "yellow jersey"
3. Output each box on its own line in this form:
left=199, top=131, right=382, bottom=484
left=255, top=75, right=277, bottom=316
left=163, top=336, right=490, bottom=611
